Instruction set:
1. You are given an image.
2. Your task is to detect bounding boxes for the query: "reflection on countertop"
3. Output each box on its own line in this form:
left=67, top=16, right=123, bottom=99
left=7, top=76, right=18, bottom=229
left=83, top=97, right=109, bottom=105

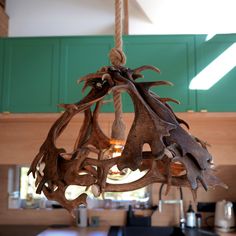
left=0, top=225, right=109, bottom=236
left=38, top=225, right=109, bottom=236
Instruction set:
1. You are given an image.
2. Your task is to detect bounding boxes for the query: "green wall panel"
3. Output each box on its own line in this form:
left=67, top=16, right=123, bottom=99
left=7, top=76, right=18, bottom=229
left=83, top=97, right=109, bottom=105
left=2, top=38, right=60, bottom=112
left=195, top=34, right=236, bottom=111
left=0, top=39, right=4, bottom=112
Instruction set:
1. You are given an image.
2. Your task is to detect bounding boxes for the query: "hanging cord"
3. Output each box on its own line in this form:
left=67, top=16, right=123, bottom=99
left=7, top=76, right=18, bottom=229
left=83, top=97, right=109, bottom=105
left=109, top=0, right=127, bottom=66
left=109, top=0, right=126, bottom=143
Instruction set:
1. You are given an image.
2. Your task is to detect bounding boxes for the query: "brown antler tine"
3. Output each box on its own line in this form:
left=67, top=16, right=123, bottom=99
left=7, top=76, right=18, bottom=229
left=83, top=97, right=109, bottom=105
left=138, top=81, right=173, bottom=89
left=133, top=65, right=161, bottom=74
left=151, top=80, right=173, bottom=86
left=77, top=72, right=105, bottom=84
left=102, top=73, right=114, bottom=86
left=82, top=81, right=89, bottom=93
left=176, top=117, right=190, bottom=129
left=159, top=97, right=181, bottom=104
left=132, top=73, right=144, bottom=80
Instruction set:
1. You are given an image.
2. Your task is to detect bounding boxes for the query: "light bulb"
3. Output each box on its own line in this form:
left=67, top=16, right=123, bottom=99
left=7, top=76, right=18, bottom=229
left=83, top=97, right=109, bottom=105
left=106, top=140, right=131, bottom=181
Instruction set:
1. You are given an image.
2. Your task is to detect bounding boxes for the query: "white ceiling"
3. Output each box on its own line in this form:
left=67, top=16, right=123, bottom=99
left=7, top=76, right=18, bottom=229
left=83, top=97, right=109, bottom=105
left=5, top=0, right=236, bottom=37
left=135, top=0, right=236, bottom=34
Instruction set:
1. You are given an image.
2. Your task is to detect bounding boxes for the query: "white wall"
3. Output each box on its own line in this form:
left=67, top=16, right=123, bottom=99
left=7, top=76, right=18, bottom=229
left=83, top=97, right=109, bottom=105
left=6, top=0, right=115, bottom=36
left=5, top=0, right=236, bottom=37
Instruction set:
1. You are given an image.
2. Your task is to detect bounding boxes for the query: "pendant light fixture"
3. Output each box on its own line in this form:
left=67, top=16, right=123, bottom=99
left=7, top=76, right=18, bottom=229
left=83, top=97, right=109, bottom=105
left=28, top=0, right=225, bottom=215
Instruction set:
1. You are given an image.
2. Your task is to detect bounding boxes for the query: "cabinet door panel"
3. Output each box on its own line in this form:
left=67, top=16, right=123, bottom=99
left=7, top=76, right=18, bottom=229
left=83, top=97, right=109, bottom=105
left=2, top=38, right=60, bottom=112
left=60, top=37, right=113, bottom=112
left=60, top=36, right=195, bottom=113
left=195, top=35, right=236, bottom=111
left=0, top=39, right=4, bottom=112
left=124, top=36, right=195, bottom=112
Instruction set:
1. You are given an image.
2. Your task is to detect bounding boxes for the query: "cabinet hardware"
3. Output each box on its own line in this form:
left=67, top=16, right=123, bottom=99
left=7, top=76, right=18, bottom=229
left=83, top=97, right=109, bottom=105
left=2, top=111, right=10, bottom=115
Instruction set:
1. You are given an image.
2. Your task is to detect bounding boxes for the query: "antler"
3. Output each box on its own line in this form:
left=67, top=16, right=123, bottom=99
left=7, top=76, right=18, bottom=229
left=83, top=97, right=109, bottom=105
left=28, top=65, right=224, bottom=215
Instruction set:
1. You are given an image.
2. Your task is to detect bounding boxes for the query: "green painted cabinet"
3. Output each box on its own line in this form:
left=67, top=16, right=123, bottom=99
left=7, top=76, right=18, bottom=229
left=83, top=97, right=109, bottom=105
left=2, top=38, right=60, bottom=112
left=59, top=36, right=195, bottom=113
left=0, top=35, right=235, bottom=113
left=0, top=39, right=4, bottom=112
left=195, top=34, right=236, bottom=111
left=59, top=36, right=114, bottom=112
left=123, top=35, right=195, bottom=112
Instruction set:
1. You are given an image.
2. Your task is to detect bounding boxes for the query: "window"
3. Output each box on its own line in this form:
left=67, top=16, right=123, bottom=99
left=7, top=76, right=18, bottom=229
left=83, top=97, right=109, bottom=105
left=20, top=167, right=43, bottom=199
left=64, top=169, right=151, bottom=209
left=19, top=166, right=151, bottom=209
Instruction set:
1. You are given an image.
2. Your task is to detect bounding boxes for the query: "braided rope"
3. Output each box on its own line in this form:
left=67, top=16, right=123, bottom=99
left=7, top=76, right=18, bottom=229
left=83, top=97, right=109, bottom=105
left=111, top=91, right=126, bottom=141
left=110, top=0, right=126, bottom=142
left=115, top=0, right=122, bottom=49
left=109, top=0, right=126, bottom=66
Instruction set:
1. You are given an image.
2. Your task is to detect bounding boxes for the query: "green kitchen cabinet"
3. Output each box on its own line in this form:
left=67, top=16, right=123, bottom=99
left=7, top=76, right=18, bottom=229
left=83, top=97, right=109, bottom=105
left=1, top=34, right=236, bottom=113
left=60, top=35, right=195, bottom=113
left=0, top=39, right=4, bottom=112
left=0, top=35, right=196, bottom=113
left=2, top=38, right=60, bottom=112
left=59, top=36, right=113, bottom=112
left=123, top=35, right=196, bottom=112
left=195, top=34, right=236, bottom=111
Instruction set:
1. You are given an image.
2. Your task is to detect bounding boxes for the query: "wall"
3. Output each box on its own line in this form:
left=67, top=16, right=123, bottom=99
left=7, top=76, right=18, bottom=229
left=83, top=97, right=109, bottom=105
left=1, top=113, right=236, bottom=166
left=5, top=0, right=236, bottom=37
left=0, top=5, right=8, bottom=36
left=6, top=0, right=114, bottom=37
left=0, top=112, right=236, bottom=225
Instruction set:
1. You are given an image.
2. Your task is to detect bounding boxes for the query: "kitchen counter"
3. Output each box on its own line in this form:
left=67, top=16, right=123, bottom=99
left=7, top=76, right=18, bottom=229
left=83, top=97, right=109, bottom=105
left=0, top=225, right=235, bottom=236
left=0, top=225, right=48, bottom=236
left=0, top=225, right=110, bottom=236
left=114, top=226, right=236, bottom=236
left=36, top=226, right=236, bottom=236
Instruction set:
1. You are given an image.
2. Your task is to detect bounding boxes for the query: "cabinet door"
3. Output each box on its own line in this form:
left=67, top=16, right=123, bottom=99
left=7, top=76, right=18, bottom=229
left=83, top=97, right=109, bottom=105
left=0, top=39, right=4, bottom=112
left=195, top=34, right=236, bottom=111
left=124, top=35, right=196, bottom=112
left=2, top=38, right=60, bottom=112
left=59, top=36, right=113, bottom=112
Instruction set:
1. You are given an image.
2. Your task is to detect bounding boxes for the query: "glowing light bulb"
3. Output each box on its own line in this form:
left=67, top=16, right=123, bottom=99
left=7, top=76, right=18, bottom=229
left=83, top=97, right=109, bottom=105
left=106, top=140, right=131, bottom=181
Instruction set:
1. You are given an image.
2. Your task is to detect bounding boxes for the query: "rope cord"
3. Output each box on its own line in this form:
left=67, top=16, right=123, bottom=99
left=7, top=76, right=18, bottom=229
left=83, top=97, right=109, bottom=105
left=115, top=0, right=122, bottom=49
left=109, top=0, right=126, bottom=66
left=110, top=0, right=126, bottom=142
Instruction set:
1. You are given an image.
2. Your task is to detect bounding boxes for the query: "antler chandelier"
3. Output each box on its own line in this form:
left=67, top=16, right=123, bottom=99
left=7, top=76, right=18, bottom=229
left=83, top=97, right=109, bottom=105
left=28, top=0, right=224, bottom=215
